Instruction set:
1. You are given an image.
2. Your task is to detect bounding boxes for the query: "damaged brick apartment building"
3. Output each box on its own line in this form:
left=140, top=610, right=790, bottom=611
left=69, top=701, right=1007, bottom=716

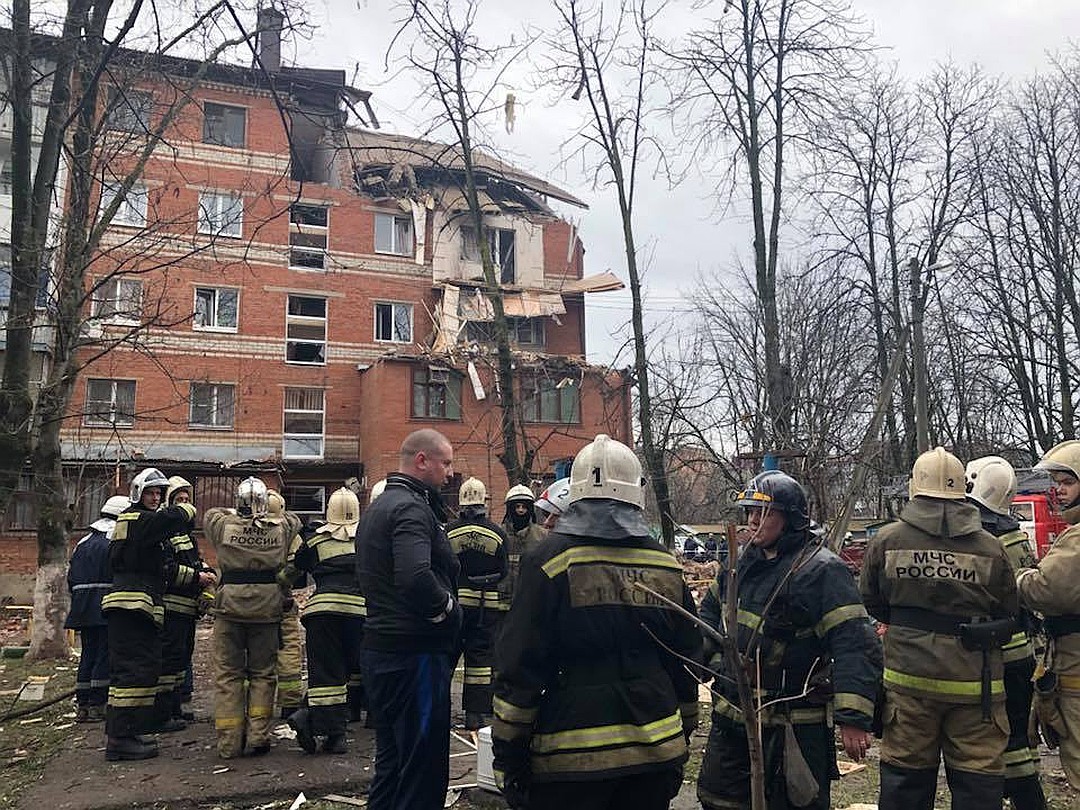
left=0, top=10, right=630, bottom=589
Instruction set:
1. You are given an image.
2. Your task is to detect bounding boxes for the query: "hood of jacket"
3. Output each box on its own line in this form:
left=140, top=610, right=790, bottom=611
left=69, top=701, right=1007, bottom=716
left=901, top=496, right=983, bottom=538
left=555, top=499, right=650, bottom=539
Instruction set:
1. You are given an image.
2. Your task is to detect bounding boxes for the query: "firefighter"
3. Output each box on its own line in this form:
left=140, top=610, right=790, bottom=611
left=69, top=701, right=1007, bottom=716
left=862, top=447, right=1019, bottom=809
left=268, top=489, right=305, bottom=721
left=448, top=476, right=508, bottom=730
left=66, top=495, right=129, bottom=723
left=102, top=468, right=195, bottom=761
left=1015, top=439, right=1080, bottom=790
left=158, top=476, right=215, bottom=730
left=966, top=456, right=1046, bottom=809
left=288, top=487, right=365, bottom=755
left=492, top=434, right=702, bottom=810
left=533, top=477, right=570, bottom=531
left=203, top=477, right=298, bottom=759
left=697, top=470, right=880, bottom=810
left=501, top=484, right=545, bottom=609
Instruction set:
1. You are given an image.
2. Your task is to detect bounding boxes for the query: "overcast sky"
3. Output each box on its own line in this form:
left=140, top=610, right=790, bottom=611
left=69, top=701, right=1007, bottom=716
left=287, top=0, right=1080, bottom=366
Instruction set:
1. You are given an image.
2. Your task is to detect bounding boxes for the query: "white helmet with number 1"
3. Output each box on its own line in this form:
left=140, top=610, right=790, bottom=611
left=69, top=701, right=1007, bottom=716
left=569, top=434, right=645, bottom=509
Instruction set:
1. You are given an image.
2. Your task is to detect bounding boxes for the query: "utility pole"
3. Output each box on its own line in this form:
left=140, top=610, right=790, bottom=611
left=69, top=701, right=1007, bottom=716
left=908, top=257, right=953, bottom=455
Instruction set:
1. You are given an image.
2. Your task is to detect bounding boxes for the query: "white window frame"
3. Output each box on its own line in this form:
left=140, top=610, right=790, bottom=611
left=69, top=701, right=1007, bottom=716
left=198, top=191, right=243, bottom=238
left=193, top=286, right=239, bottom=332
left=286, top=295, right=328, bottom=365
left=374, top=212, right=414, bottom=256
left=283, top=387, right=325, bottom=460
left=189, top=382, right=235, bottom=430
left=289, top=203, right=329, bottom=271
left=84, top=378, right=136, bottom=427
left=101, top=181, right=148, bottom=228
left=91, top=277, right=143, bottom=324
left=374, top=301, right=413, bottom=344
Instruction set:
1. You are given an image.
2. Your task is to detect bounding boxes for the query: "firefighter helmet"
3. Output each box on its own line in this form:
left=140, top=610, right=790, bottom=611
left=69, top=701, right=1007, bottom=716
left=327, top=487, right=360, bottom=526
left=504, top=484, right=535, bottom=505
left=369, top=479, right=387, bottom=504
left=166, top=475, right=193, bottom=506
left=909, top=447, right=966, bottom=501
left=129, top=468, right=169, bottom=503
left=266, top=489, right=285, bottom=517
left=1035, top=440, right=1080, bottom=481
left=536, top=477, right=571, bottom=517
left=965, top=456, right=1017, bottom=515
left=459, top=477, right=487, bottom=507
left=237, top=477, right=269, bottom=517
left=568, top=434, right=645, bottom=509
left=736, top=471, right=810, bottom=530
left=100, top=495, right=132, bottom=518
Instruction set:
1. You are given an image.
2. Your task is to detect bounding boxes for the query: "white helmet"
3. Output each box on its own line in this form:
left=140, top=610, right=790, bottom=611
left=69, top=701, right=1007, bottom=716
left=504, top=484, right=535, bottom=505
left=459, top=477, right=487, bottom=507
left=369, top=479, right=387, bottom=504
left=237, top=476, right=269, bottom=517
left=166, top=475, right=193, bottom=506
left=909, top=447, right=966, bottom=501
left=129, top=468, right=169, bottom=503
left=100, top=495, right=132, bottom=518
left=1035, top=440, right=1080, bottom=481
left=965, top=456, right=1017, bottom=515
left=327, top=487, right=360, bottom=526
left=266, top=489, right=285, bottom=517
left=536, top=477, right=571, bottom=516
left=569, top=434, right=644, bottom=509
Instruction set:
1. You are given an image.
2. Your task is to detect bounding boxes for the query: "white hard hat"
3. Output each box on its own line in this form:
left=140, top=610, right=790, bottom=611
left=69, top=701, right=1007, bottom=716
left=459, top=477, right=487, bottom=507
left=504, top=484, right=534, bottom=505
left=237, top=477, right=269, bottom=517
left=909, top=447, right=966, bottom=501
left=568, top=434, right=644, bottom=509
left=535, top=477, right=571, bottom=516
left=166, top=475, right=193, bottom=506
left=266, top=489, right=285, bottom=517
left=327, top=486, right=360, bottom=527
left=100, top=495, right=132, bottom=518
left=129, top=468, right=169, bottom=503
left=1035, top=440, right=1080, bottom=481
left=965, top=456, right=1017, bottom=515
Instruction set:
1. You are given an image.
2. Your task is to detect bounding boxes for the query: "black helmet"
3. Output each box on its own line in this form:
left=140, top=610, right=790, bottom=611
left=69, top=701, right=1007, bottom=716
left=736, top=471, right=810, bottom=530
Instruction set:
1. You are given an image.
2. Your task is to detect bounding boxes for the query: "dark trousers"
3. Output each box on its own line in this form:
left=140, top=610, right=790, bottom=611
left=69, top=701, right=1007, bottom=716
left=160, top=610, right=196, bottom=719
left=303, top=613, right=364, bottom=737
left=456, top=606, right=499, bottom=715
left=105, top=608, right=162, bottom=738
left=529, top=769, right=682, bottom=810
left=698, top=713, right=834, bottom=810
left=1003, top=656, right=1046, bottom=810
left=75, top=626, right=109, bottom=707
left=362, top=649, right=453, bottom=810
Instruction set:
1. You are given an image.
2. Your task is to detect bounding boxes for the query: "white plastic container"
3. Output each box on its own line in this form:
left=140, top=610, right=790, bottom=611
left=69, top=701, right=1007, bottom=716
left=477, top=726, right=499, bottom=792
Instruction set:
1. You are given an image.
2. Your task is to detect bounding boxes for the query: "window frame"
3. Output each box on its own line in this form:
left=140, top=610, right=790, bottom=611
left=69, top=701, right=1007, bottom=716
left=83, top=378, right=136, bottom=427
left=285, top=294, right=328, bottom=365
left=289, top=203, right=330, bottom=271
left=189, top=382, right=235, bottom=430
left=374, top=301, right=413, bottom=344
left=282, top=387, right=325, bottom=460
left=101, top=181, right=149, bottom=228
left=374, top=211, right=414, bottom=257
left=523, top=376, right=580, bottom=425
left=193, top=286, right=239, bottom=332
left=202, top=102, right=247, bottom=148
left=280, top=485, right=327, bottom=517
left=197, top=191, right=244, bottom=238
left=104, top=88, right=153, bottom=133
left=91, top=276, right=143, bottom=325
left=411, top=366, right=463, bottom=421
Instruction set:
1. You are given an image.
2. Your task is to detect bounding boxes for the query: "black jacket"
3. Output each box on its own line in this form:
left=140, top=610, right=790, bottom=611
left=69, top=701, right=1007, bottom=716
left=356, top=473, right=461, bottom=653
left=66, top=525, right=112, bottom=629
left=447, top=509, right=508, bottom=610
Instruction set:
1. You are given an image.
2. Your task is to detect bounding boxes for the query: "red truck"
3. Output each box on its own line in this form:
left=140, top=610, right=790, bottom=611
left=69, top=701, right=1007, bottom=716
left=1012, top=492, right=1068, bottom=559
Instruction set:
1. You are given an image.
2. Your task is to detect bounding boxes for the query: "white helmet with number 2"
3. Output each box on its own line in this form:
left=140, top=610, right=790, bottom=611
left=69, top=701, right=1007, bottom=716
left=569, top=434, right=644, bottom=509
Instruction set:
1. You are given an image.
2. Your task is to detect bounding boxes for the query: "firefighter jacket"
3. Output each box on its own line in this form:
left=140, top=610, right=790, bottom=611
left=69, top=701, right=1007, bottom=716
left=204, top=507, right=294, bottom=624
left=448, top=509, right=508, bottom=611
left=66, top=522, right=113, bottom=629
left=501, top=522, right=546, bottom=608
left=978, top=508, right=1038, bottom=665
left=861, top=497, right=1019, bottom=704
left=356, top=473, right=461, bottom=655
left=103, top=503, right=193, bottom=627
left=295, top=523, right=365, bottom=620
left=163, top=512, right=206, bottom=619
left=1017, top=503, right=1080, bottom=677
left=701, top=528, right=880, bottom=731
left=492, top=499, right=703, bottom=784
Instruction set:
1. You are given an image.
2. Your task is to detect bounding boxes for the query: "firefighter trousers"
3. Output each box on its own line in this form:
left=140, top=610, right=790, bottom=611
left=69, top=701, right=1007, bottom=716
left=302, top=613, right=363, bottom=738
left=529, top=768, right=683, bottom=810
left=1003, top=656, right=1046, bottom=809
left=105, top=608, right=162, bottom=738
left=213, top=618, right=278, bottom=758
left=159, top=609, right=196, bottom=720
left=276, top=605, right=304, bottom=717
left=697, top=712, right=834, bottom=810
left=1054, top=683, right=1080, bottom=790
left=76, top=626, right=109, bottom=708
left=455, top=606, right=499, bottom=716
left=878, top=689, right=1007, bottom=810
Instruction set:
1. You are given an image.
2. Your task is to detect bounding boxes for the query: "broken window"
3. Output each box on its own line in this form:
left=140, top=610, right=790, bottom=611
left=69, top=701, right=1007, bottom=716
left=194, top=287, right=238, bottom=330
left=289, top=204, right=330, bottom=270
left=464, top=317, right=544, bottom=348
left=283, top=387, right=325, bottom=458
left=460, top=226, right=516, bottom=284
left=523, top=376, right=579, bottom=424
left=286, top=295, right=327, bottom=364
left=412, top=367, right=462, bottom=420
left=375, top=302, right=412, bottom=343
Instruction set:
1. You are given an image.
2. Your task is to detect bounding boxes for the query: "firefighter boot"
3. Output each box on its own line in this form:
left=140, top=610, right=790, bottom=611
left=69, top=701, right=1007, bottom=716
left=1005, top=774, right=1047, bottom=810
left=945, top=766, right=1004, bottom=809
left=106, top=735, right=159, bottom=761
left=288, top=708, right=318, bottom=754
left=323, top=734, right=348, bottom=754
left=879, top=762, right=937, bottom=810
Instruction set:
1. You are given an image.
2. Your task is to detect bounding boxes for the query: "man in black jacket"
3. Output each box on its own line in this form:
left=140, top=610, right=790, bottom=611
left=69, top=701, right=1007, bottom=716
left=357, top=428, right=461, bottom=810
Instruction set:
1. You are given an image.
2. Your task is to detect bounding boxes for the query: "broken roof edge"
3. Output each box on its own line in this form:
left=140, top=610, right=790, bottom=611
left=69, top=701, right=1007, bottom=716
left=345, top=128, right=588, bottom=209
